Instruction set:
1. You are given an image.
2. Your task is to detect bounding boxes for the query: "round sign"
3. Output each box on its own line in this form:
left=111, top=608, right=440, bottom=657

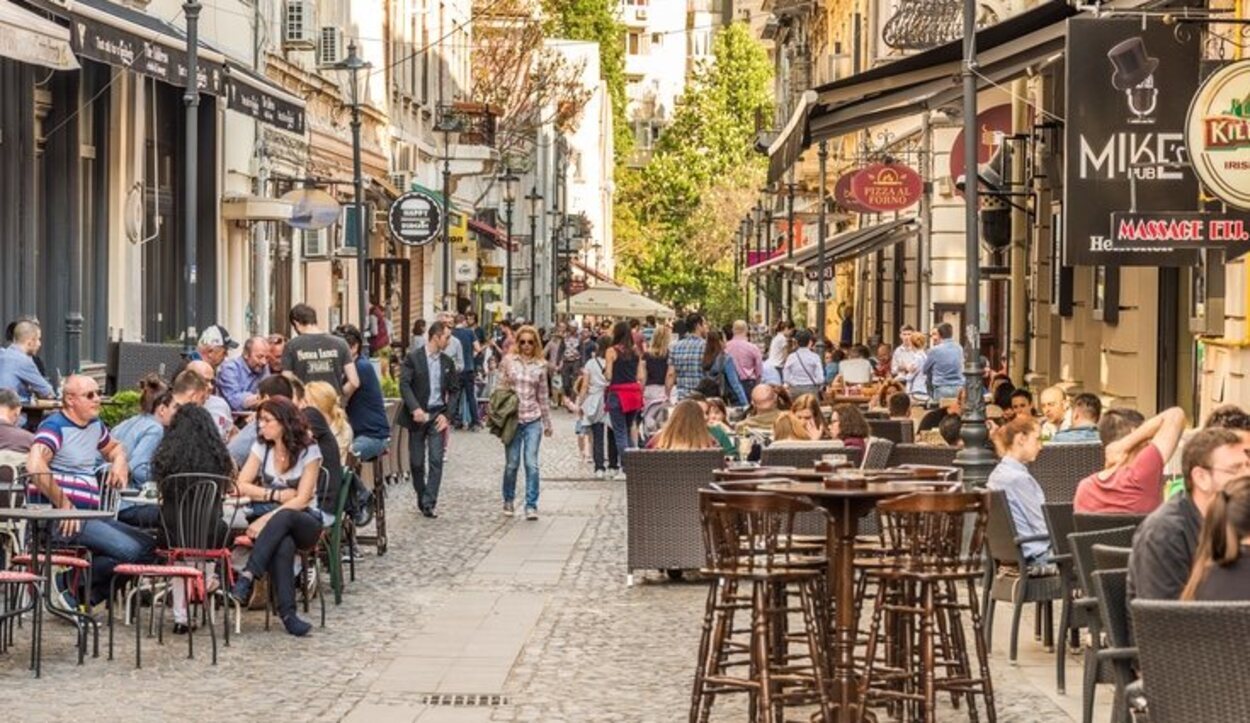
left=850, top=162, right=924, bottom=212
left=282, top=188, right=341, bottom=231
left=388, top=190, right=444, bottom=247
left=1186, top=60, right=1250, bottom=211
left=834, top=170, right=875, bottom=214
left=949, top=104, right=1013, bottom=195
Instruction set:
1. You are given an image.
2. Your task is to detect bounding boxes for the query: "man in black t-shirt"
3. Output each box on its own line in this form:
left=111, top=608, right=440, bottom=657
left=282, top=303, right=360, bottom=399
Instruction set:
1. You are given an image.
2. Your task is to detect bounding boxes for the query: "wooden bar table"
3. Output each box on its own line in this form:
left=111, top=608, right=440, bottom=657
left=757, top=477, right=948, bottom=722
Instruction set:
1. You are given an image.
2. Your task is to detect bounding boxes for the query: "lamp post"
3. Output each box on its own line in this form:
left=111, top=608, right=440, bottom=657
left=786, top=179, right=796, bottom=322
left=548, top=208, right=562, bottom=325
left=436, top=105, right=458, bottom=311
left=763, top=202, right=774, bottom=326
left=525, top=186, right=543, bottom=321
left=955, top=0, right=993, bottom=487
left=182, top=0, right=201, bottom=356
left=498, top=167, right=519, bottom=307
left=336, top=41, right=372, bottom=339
left=752, top=202, right=764, bottom=327
left=815, top=141, right=829, bottom=360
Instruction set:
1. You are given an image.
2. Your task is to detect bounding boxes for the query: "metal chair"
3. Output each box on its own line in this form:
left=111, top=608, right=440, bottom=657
left=1068, top=526, right=1138, bottom=723
left=1027, top=443, right=1103, bottom=501
left=1132, top=600, right=1250, bottom=723
left=982, top=491, right=1062, bottom=661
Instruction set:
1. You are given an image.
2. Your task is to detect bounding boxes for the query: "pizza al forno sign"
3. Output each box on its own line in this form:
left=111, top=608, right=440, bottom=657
left=1187, top=59, right=1250, bottom=211
left=849, top=162, right=924, bottom=212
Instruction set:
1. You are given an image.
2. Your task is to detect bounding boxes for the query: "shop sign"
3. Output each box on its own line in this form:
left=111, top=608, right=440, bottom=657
left=1063, top=18, right=1201, bottom=266
left=454, top=259, right=477, bottom=282
left=804, top=266, right=834, bottom=282
left=1110, top=211, right=1250, bottom=259
left=283, top=188, right=340, bottom=231
left=1186, top=60, right=1250, bottom=210
left=72, top=18, right=224, bottom=93
left=949, top=104, right=1013, bottom=194
left=834, top=171, right=875, bottom=214
left=387, top=190, right=443, bottom=247
left=850, top=163, right=923, bottom=212
left=226, top=77, right=305, bottom=134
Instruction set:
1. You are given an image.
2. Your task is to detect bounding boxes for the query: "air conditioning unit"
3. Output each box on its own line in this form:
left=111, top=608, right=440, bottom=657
left=282, top=0, right=315, bottom=49
left=317, top=26, right=344, bottom=66
left=303, top=227, right=329, bottom=258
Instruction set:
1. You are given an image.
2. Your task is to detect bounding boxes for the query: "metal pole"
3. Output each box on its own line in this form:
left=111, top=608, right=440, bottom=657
left=182, top=0, right=201, bottom=356
left=786, top=179, right=795, bottom=322
left=442, top=124, right=452, bottom=312
left=753, top=204, right=763, bottom=327
left=529, top=208, right=538, bottom=320
left=816, top=141, right=828, bottom=360
left=956, top=0, right=992, bottom=487
left=348, top=42, right=368, bottom=343
left=764, top=204, right=774, bottom=327
left=919, top=110, right=933, bottom=329
left=505, top=196, right=514, bottom=306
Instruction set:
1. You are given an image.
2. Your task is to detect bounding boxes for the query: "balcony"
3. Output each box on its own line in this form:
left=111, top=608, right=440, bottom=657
left=438, top=102, right=498, bottom=148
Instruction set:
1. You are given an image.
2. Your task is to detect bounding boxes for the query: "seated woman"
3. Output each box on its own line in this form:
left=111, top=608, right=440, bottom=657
left=986, top=416, right=1050, bottom=566
left=112, top=377, right=178, bottom=528
left=304, top=381, right=354, bottom=461
left=693, top=396, right=737, bottom=457
left=229, top=397, right=325, bottom=637
left=791, top=394, right=832, bottom=440
left=1181, top=477, right=1250, bottom=601
left=770, top=412, right=837, bottom=447
left=829, top=403, right=871, bottom=450
left=871, top=381, right=905, bottom=412
left=150, top=404, right=236, bottom=634
left=646, top=400, right=717, bottom=451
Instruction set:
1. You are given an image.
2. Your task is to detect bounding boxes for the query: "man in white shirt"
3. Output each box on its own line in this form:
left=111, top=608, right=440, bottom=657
left=767, top=320, right=794, bottom=368
left=891, top=325, right=916, bottom=377
left=837, top=345, right=875, bottom=385
left=782, top=329, right=825, bottom=397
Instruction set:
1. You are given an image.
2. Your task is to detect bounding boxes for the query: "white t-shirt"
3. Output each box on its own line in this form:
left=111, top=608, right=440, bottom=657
left=250, top=441, right=327, bottom=523
left=839, top=358, right=875, bottom=385
left=767, top=333, right=789, bottom=367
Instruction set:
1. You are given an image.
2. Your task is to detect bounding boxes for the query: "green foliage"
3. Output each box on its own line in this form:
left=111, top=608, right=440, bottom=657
left=615, top=23, right=773, bottom=322
left=381, top=375, right=400, bottom=400
left=542, top=0, right=632, bottom=161
left=100, top=390, right=141, bottom=428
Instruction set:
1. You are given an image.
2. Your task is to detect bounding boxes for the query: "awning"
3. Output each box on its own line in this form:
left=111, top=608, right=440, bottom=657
left=747, top=218, right=917, bottom=274
left=411, top=180, right=466, bottom=218
left=765, top=0, right=1077, bottom=183
left=560, top=284, right=675, bottom=318
left=0, top=0, right=78, bottom=70
left=221, top=194, right=292, bottom=222
left=224, top=61, right=306, bottom=134
left=468, top=217, right=512, bottom=251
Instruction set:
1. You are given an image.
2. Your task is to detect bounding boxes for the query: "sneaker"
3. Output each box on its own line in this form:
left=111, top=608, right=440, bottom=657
left=229, top=574, right=255, bottom=607
left=353, top=493, right=375, bottom=527
left=502, top=501, right=515, bottom=517
left=282, top=614, right=312, bottom=637
left=594, top=469, right=605, bottom=480
left=607, top=469, right=620, bottom=480
left=50, top=574, right=78, bottom=613
left=525, top=508, right=538, bottom=521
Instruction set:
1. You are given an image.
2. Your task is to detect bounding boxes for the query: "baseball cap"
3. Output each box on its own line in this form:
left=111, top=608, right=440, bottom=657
left=198, top=324, right=239, bottom=350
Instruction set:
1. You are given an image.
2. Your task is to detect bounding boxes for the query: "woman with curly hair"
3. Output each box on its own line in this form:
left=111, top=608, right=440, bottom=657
left=150, top=404, right=236, bottom=633
left=830, top=403, right=871, bottom=450
left=228, top=396, right=324, bottom=636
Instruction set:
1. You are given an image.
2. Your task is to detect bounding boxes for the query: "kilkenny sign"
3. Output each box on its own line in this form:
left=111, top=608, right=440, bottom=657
left=1110, top=212, right=1250, bottom=259
left=850, top=162, right=924, bottom=212
left=1186, top=60, right=1250, bottom=210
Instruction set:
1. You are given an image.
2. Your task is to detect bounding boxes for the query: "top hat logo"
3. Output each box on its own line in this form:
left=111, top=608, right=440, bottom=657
left=1107, top=37, right=1159, bottom=91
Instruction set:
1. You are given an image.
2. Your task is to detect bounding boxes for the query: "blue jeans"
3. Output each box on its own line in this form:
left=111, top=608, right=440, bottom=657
left=503, top=419, right=543, bottom=510
left=606, top=394, right=638, bottom=472
left=931, top=385, right=963, bottom=406
left=454, top=370, right=478, bottom=427
left=60, top=518, right=157, bottom=604
left=351, top=435, right=390, bottom=462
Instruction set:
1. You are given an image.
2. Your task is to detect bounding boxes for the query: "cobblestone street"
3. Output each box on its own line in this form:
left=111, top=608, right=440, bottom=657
left=0, top=412, right=1100, bottom=722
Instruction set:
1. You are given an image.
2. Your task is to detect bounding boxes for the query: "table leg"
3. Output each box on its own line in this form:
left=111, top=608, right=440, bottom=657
left=827, top=500, right=873, bottom=723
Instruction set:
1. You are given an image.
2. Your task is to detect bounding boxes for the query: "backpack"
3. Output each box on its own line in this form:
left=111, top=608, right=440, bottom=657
left=700, top=353, right=730, bottom=400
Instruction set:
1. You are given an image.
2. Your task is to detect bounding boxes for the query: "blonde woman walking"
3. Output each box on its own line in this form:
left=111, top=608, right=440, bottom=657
left=499, top=325, right=553, bottom=520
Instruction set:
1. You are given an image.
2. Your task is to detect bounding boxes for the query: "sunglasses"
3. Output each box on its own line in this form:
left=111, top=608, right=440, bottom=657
left=517, top=339, right=536, bottom=346
left=77, top=390, right=100, bottom=400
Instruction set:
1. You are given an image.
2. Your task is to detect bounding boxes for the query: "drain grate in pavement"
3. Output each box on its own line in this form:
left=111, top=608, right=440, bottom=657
left=421, top=694, right=510, bottom=707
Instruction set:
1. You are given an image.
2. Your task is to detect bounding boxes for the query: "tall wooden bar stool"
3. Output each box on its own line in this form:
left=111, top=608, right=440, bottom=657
left=690, top=489, right=833, bottom=723
left=859, top=491, right=996, bottom=723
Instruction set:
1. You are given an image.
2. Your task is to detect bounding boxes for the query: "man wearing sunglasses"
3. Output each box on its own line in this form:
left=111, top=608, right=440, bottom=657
left=26, top=375, right=155, bottom=608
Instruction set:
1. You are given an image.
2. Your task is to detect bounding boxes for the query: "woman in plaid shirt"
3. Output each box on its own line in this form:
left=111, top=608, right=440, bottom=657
left=499, top=325, right=553, bottom=520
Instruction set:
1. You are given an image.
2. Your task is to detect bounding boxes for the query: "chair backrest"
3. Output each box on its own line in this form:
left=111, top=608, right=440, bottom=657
left=887, top=443, right=958, bottom=469
left=157, top=473, right=234, bottom=551
left=1131, top=600, right=1250, bottom=723
left=1068, top=525, right=1137, bottom=594
left=1028, top=442, right=1103, bottom=501
left=1043, top=502, right=1076, bottom=557
left=623, top=448, right=727, bottom=572
left=760, top=444, right=862, bottom=469
left=862, top=409, right=889, bottom=420
left=984, top=489, right=1027, bottom=568
left=1074, top=512, right=1147, bottom=533
left=877, top=490, right=990, bottom=571
left=699, top=489, right=817, bottom=574
left=1092, top=568, right=1133, bottom=650
left=868, top=419, right=914, bottom=444
left=1092, top=543, right=1131, bottom=572
left=862, top=437, right=894, bottom=470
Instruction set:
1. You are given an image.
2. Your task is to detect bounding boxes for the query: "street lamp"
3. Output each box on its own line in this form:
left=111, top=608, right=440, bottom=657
left=335, top=41, right=372, bottom=340
left=498, top=167, right=519, bottom=307
left=435, top=104, right=460, bottom=311
left=956, top=0, right=993, bottom=486
left=752, top=202, right=764, bottom=327
left=815, top=141, right=829, bottom=360
left=548, top=207, right=562, bottom=325
left=525, top=185, right=543, bottom=321
left=182, top=0, right=202, bottom=357
left=785, top=179, right=796, bottom=322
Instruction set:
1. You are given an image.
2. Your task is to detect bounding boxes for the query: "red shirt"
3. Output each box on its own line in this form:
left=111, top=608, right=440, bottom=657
left=1073, top=444, right=1165, bottom=514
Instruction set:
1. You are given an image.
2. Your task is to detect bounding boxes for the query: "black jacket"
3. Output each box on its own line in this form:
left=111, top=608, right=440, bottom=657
left=398, top=345, right=460, bottom=429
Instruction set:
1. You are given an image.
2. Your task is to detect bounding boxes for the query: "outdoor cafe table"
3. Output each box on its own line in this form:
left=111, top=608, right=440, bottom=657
left=757, top=477, right=950, bottom=723
left=0, top=506, right=116, bottom=677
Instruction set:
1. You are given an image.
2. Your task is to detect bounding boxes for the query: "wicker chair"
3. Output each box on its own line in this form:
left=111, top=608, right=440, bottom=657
left=861, top=437, right=893, bottom=469
left=760, top=444, right=862, bottom=469
left=983, top=491, right=1062, bottom=661
left=1074, top=513, right=1147, bottom=533
left=1068, top=526, right=1138, bottom=723
left=1043, top=501, right=1083, bottom=693
left=867, top=418, right=914, bottom=444
left=622, top=449, right=725, bottom=585
left=886, top=443, right=957, bottom=468
left=1091, top=569, right=1138, bottom=723
left=1028, top=443, right=1103, bottom=501
left=1132, top=600, right=1250, bottom=723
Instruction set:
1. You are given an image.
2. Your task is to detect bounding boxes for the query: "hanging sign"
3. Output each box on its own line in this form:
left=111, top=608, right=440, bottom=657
left=834, top=170, right=875, bottom=214
left=71, top=17, right=224, bottom=93
left=282, top=188, right=340, bottom=231
left=949, top=104, right=1013, bottom=196
left=850, top=162, right=924, bottom=212
left=1110, top=211, right=1250, bottom=259
left=387, top=190, right=444, bottom=247
left=1186, top=59, right=1250, bottom=211
left=1063, top=18, right=1201, bottom=266
left=804, top=266, right=835, bottom=281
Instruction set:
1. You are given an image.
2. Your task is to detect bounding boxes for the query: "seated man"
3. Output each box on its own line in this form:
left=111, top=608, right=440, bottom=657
left=917, top=413, right=963, bottom=448
left=1074, top=406, right=1186, bottom=514
left=336, top=324, right=391, bottom=526
left=1129, top=427, right=1249, bottom=599
left=886, top=391, right=912, bottom=421
left=1038, top=385, right=1071, bottom=438
left=25, top=375, right=155, bottom=607
left=736, top=383, right=783, bottom=435
left=216, top=336, right=270, bottom=412
left=0, top=388, right=33, bottom=468
left=0, top=319, right=54, bottom=403
left=1050, top=393, right=1101, bottom=444
left=178, top=362, right=235, bottom=441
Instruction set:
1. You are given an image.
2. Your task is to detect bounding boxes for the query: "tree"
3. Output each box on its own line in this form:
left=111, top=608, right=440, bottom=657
left=614, top=23, right=773, bottom=321
left=541, top=0, right=632, bottom=162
